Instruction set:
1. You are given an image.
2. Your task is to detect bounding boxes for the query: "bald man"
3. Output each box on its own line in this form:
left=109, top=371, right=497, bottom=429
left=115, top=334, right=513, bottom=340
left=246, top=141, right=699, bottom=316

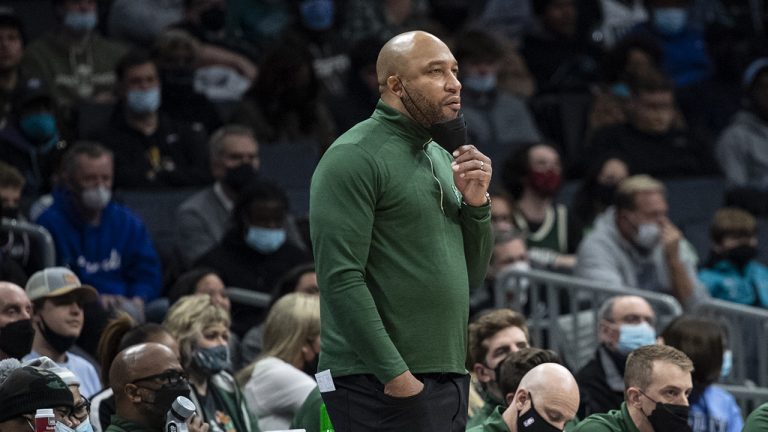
left=0, top=282, right=33, bottom=360
left=310, top=31, right=494, bottom=430
left=106, top=342, right=208, bottom=432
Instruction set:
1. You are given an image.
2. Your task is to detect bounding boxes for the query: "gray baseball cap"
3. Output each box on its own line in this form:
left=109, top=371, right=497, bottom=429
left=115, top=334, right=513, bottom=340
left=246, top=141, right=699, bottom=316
left=25, top=267, right=98, bottom=303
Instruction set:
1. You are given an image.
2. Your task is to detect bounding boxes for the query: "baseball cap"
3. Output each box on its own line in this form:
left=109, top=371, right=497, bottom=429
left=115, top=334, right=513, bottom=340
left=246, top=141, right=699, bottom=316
left=25, top=267, right=98, bottom=303
left=742, top=57, right=768, bottom=90
left=0, top=366, right=74, bottom=422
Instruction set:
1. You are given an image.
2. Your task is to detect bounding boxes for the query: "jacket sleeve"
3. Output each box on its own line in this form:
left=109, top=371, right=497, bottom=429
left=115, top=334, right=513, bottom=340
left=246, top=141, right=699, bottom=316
left=174, top=204, right=217, bottom=267
left=310, top=145, right=408, bottom=383
left=123, top=217, right=163, bottom=301
left=460, top=203, right=492, bottom=290
left=575, top=235, right=624, bottom=286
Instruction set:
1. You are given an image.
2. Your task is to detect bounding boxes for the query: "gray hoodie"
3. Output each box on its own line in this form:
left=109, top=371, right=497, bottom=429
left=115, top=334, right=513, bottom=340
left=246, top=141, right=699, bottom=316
left=717, top=110, right=768, bottom=188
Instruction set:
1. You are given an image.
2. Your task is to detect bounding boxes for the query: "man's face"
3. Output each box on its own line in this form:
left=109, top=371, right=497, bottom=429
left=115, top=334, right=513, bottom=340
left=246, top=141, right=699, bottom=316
left=0, top=27, right=22, bottom=72
left=0, top=284, right=31, bottom=327
left=0, top=186, right=22, bottom=211
left=600, top=297, right=656, bottom=348
left=397, top=38, right=461, bottom=126
left=617, top=191, right=668, bottom=242
left=543, top=0, right=578, bottom=37
left=212, top=134, right=259, bottom=179
left=121, top=62, right=160, bottom=97
left=631, top=360, right=692, bottom=416
left=631, top=91, right=676, bottom=134
left=34, top=294, right=84, bottom=339
left=490, top=238, right=528, bottom=279
left=483, top=326, right=529, bottom=370
left=68, top=154, right=113, bottom=193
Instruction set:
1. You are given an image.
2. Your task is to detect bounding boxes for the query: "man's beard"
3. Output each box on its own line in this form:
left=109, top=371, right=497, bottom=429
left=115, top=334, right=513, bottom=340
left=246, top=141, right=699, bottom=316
left=401, top=85, right=451, bottom=127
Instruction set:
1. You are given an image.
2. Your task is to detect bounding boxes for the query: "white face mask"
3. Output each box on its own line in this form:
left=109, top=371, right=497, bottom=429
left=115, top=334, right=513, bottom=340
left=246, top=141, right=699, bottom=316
left=80, top=186, right=111, bottom=211
left=634, top=223, right=660, bottom=250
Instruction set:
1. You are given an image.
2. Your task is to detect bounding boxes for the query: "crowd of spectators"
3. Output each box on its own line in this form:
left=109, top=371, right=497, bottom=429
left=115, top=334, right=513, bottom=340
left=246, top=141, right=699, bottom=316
left=0, top=0, right=767, bottom=431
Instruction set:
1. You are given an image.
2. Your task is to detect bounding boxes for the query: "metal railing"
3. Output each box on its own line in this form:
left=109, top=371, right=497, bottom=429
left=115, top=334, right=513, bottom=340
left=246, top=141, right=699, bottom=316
left=1, top=217, right=55, bottom=268
left=226, top=287, right=272, bottom=309
left=718, top=384, right=768, bottom=417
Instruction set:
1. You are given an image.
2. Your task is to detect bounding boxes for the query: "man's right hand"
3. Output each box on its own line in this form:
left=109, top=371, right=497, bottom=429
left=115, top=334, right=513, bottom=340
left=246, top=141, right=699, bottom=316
left=384, top=370, right=424, bottom=398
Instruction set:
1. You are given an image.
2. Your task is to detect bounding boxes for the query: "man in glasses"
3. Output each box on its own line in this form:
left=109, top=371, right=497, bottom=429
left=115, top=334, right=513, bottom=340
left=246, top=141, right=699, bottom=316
left=0, top=366, right=74, bottom=432
left=107, top=342, right=209, bottom=432
left=23, top=357, right=93, bottom=430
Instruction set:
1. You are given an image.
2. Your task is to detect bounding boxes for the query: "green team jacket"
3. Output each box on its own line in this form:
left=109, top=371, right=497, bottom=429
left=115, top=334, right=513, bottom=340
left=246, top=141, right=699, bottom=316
left=744, top=402, right=768, bottom=432
left=310, top=100, right=493, bottom=384
left=571, top=402, right=639, bottom=432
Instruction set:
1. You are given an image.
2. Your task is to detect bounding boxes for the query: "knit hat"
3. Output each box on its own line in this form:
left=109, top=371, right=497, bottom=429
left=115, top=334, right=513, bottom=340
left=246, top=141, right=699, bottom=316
left=0, top=366, right=74, bottom=421
left=25, top=267, right=98, bottom=303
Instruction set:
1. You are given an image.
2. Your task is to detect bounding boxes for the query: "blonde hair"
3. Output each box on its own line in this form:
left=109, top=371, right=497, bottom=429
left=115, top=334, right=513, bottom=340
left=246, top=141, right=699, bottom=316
left=710, top=207, right=757, bottom=243
left=163, top=294, right=230, bottom=369
left=236, top=293, right=319, bottom=385
left=615, top=175, right=666, bottom=211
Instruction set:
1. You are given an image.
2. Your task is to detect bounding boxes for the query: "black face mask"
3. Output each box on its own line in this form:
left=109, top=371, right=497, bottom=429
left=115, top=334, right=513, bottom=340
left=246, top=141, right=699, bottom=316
left=38, top=316, right=78, bottom=353
left=200, top=6, right=227, bottom=32
left=517, top=392, right=562, bottom=432
left=223, top=163, right=258, bottom=193
left=640, top=391, right=692, bottom=432
left=429, top=112, right=468, bottom=153
left=594, top=182, right=617, bottom=206
left=724, top=245, right=757, bottom=271
left=141, top=382, right=191, bottom=418
left=1, top=206, right=19, bottom=219
left=0, top=319, right=34, bottom=359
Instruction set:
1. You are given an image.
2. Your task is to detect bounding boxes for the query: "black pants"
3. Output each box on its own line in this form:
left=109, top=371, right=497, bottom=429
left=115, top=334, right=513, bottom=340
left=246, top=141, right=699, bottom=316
left=321, top=373, right=470, bottom=432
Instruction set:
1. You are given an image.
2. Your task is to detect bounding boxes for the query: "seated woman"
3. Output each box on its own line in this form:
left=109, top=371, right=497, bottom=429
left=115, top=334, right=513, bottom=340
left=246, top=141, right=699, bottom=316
left=237, top=293, right=319, bottom=431
left=164, top=294, right=258, bottom=432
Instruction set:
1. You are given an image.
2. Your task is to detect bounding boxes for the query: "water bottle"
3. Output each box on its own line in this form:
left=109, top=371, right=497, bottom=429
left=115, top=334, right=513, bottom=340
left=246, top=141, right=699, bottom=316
left=34, top=409, right=55, bottom=432
left=319, top=402, right=334, bottom=432
left=165, top=396, right=196, bottom=432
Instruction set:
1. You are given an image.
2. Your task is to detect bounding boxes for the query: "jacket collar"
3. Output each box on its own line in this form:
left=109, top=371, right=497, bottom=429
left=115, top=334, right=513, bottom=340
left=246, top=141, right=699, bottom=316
left=371, top=99, right=432, bottom=147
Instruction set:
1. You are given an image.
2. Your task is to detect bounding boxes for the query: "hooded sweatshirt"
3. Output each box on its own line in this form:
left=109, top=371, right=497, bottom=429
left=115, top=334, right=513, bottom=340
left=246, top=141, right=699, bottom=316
left=716, top=110, right=768, bottom=188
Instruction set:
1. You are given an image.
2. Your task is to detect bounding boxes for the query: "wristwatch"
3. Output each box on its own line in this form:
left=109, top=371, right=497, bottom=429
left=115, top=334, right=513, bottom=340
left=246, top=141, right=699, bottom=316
left=464, top=192, right=491, bottom=207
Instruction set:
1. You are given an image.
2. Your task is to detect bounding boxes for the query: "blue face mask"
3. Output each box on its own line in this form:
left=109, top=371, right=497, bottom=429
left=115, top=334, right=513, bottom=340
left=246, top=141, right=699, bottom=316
left=463, top=73, right=497, bottom=93
left=610, top=82, right=631, bottom=98
left=193, top=344, right=230, bottom=375
left=721, top=349, right=732, bottom=378
left=653, top=8, right=688, bottom=35
left=617, top=322, right=656, bottom=355
left=245, top=226, right=286, bottom=254
left=20, top=113, right=59, bottom=151
left=55, top=420, right=94, bottom=432
left=300, top=0, right=334, bottom=31
left=63, top=11, right=98, bottom=32
left=126, top=87, right=161, bottom=114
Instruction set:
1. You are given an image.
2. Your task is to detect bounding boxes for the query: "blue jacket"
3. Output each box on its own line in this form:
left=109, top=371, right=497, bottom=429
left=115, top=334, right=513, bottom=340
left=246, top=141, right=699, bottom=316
left=35, top=189, right=162, bottom=300
left=632, top=23, right=712, bottom=88
left=698, top=260, right=768, bottom=308
left=689, top=385, right=743, bottom=432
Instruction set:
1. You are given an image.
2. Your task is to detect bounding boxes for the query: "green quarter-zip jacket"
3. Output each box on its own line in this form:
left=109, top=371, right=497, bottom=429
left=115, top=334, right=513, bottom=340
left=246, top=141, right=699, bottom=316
left=310, top=100, right=493, bottom=384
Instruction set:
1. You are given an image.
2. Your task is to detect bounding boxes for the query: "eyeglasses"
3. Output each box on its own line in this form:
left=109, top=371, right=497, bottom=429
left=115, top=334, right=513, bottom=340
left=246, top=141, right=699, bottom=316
left=70, top=396, right=90, bottom=422
left=131, top=370, right=188, bottom=386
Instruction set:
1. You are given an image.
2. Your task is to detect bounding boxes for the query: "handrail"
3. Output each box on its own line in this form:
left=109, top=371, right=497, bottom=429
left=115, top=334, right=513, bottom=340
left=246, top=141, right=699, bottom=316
left=226, top=287, right=272, bottom=309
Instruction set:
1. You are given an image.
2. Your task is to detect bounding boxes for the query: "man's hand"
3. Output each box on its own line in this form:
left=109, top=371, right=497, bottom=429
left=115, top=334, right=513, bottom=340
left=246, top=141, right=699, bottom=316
left=384, top=370, right=424, bottom=398
left=188, top=414, right=210, bottom=432
left=660, top=218, right=682, bottom=259
left=451, top=145, right=491, bottom=206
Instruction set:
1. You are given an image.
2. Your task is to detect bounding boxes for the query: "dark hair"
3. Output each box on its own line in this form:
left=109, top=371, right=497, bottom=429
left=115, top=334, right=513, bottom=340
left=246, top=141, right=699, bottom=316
left=497, top=347, right=562, bottom=399
left=453, top=29, right=504, bottom=65
left=167, top=267, right=222, bottom=305
left=532, top=0, right=558, bottom=16
left=268, top=262, right=316, bottom=309
left=233, top=178, right=289, bottom=229
left=501, top=142, right=561, bottom=200
left=115, top=49, right=155, bottom=82
left=96, top=312, right=169, bottom=386
left=628, top=67, right=673, bottom=96
left=61, top=141, right=112, bottom=177
left=570, top=154, right=630, bottom=228
left=0, top=10, right=25, bottom=44
left=601, top=35, right=663, bottom=83
left=661, top=315, right=724, bottom=388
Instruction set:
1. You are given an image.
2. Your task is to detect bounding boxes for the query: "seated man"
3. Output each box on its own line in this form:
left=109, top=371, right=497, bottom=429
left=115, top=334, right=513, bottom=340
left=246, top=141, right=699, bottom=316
left=0, top=366, right=74, bottom=431
left=22, top=267, right=101, bottom=397
left=496, top=347, right=563, bottom=406
left=34, top=142, right=163, bottom=308
left=698, top=207, right=768, bottom=307
left=576, top=295, right=657, bottom=417
left=575, top=175, right=708, bottom=307
left=98, top=50, right=212, bottom=189
left=107, top=342, right=207, bottom=432
left=466, top=308, right=530, bottom=428
left=573, top=344, right=694, bottom=432
left=473, top=229, right=530, bottom=314
left=467, top=362, right=580, bottom=432
left=0, top=281, right=33, bottom=360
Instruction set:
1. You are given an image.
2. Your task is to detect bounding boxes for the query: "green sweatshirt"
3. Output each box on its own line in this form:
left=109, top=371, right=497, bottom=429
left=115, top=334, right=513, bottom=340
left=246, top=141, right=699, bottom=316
left=745, top=402, right=768, bottom=432
left=310, top=100, right=493, bottom=384
left=571, top=402, right=639, bottom=432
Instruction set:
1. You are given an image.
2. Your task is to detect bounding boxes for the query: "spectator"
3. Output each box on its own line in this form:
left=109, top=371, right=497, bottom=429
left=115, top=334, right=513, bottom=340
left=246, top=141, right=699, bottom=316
left=90, top=313, right=180, bottom=432
left=195, top=179, right=310, bottom=336
left=97, top=50, right=212, bottom=189
left=237, top=292, right=319, bottom=431
left=698, top=207, right=768, bottom=307
left=662, top=315, right=743, bottom=432
left=466, top=308, right=530, bottom=428
left=467, top=363, right=580, bottom=432
left=576, top=295, right=657, bottom=417
left=0, top=282, right=33, bottom=360
left=34, top=142, right=163, bottom=310
left=0, top=160, right=24, bottom=218
left=0, top=366, right=74, bottom=431
left=20, top=0, right=129, bottom=131
left=453, top=29, right=541, bottom=176
left=232, top=39, right=336, bottom=150
left=107, top=0, right=184, bottom=47
left=164, top=294, right=257, bottom=432
left=575, top=175, right=708, bottom=307
left=569, top=155, right=630, bottom=248
left=572, top=345, right=694, bottom=432
left=174, top=124, right=261, bottom=268
left=716, top=58, right=768, bottom=204
left=0, top=10, right=24, bottom=127
left=106, top=343, right=205, bottom=432
left=473, top=230, right=530, bottom=314
left=496, top=347, right=563, bottom=405
left=23, top=267, right=101, bottom=397
left=520, top=0, right=601, bottom=94
left=587, top=69, right=717, bottom=177
left=502, top=143, right=576, bottom=270
left=0, top=77, right=67, bottom=199
left=24, top=357, right=92, bottom=429
left=0, top=162, right=45, bottom=276
left=490, top=188, right=515, bottom=233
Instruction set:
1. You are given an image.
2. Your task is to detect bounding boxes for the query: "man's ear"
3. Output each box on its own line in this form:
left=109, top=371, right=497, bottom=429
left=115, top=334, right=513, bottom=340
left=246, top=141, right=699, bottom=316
left=514, top=387, right=529, bottom=411
left=387, top=75, right=402, bottom=97
left=626, top=387, right=642, bottom=408
left=124, top=383, right=143, bottom=403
